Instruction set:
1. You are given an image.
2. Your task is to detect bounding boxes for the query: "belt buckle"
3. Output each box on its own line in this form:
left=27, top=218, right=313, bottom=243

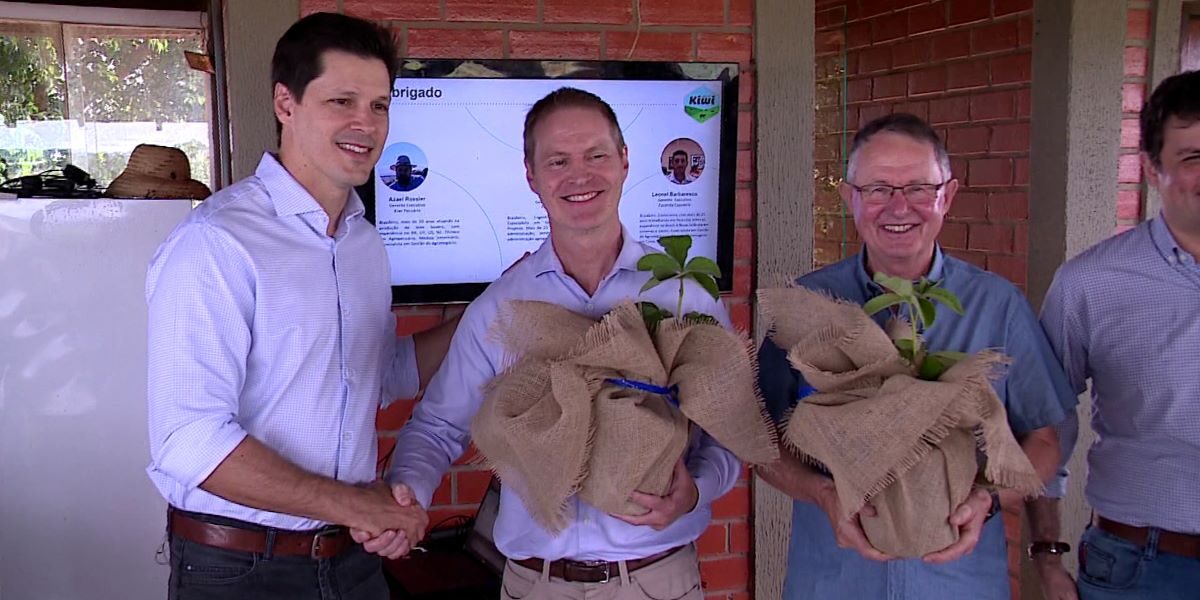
left=310, top=529, right=338, bottom=560
left=576, top=560, right=610, bottom=584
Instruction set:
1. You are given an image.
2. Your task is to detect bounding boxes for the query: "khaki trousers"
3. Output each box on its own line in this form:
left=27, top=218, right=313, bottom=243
left=500, top=544, right=703, bottom=600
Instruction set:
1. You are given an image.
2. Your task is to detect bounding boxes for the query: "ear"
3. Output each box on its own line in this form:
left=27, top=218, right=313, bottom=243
left=273, top=82, right=296, bottom=130
left=939, top=178, right=959, bottom=214
left=525, top=159, right=537, bottom=194
left=620, top=145, right=630, bottom=174
left=1140, top=152, right=1162, bottom=190
left=838, top=180, right=855, bottom=211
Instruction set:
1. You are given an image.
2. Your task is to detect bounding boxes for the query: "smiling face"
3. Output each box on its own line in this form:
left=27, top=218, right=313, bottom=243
left=841, top=131, right=957, bottom=279
left=525, top=105, right=629, bottom=238
left=274, top=50, right=391, bottom=206
left=1145, top=116, right=1200, bottom=245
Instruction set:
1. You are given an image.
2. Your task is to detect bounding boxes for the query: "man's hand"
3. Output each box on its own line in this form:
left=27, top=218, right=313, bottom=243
left=922, top=487, right=992, bottom=564
left=1033, top=555, right=1079, bottom=600
left=347, top=480, right=427, bottom=559
left=351, top=482, right=424, bottom=559
left=613, top=457, right=699, bottom=530
left=814, top=481, right=892, bottom=562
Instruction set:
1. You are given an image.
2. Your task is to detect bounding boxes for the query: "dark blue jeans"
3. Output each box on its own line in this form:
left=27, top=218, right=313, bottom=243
left=1077, top=525, right=1200, bottom=600
left=167, top=517, right=389, bottom=600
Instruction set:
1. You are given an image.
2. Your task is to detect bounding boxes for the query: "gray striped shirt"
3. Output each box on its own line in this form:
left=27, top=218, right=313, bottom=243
left=1041, top=215, right=1200, bottom=534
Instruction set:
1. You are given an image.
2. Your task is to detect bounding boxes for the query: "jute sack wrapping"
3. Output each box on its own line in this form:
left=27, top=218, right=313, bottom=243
left=472, top=300, right=778, bottom=532
left=758, top=287, right=1043, bottom=557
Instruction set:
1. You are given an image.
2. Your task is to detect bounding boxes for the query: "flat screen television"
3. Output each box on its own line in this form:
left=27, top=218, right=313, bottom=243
left=357, top=59, right=740, bottom=304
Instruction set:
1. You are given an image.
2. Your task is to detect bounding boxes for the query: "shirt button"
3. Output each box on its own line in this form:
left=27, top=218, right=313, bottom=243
left=343, top=432, right=351, bottom=442
left=346, top=368, right=356, bottom=381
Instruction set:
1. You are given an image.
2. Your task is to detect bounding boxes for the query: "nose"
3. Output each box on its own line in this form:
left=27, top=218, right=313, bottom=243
left=349, top=103, right=382, bottom=133
left=882, top=188, right=912, bottom=214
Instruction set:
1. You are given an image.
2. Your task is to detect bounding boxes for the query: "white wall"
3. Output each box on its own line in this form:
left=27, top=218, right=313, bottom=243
left=0, top=198, right=192, bottom=600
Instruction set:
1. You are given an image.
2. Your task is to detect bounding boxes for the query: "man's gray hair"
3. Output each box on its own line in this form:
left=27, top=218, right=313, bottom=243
left=845, top=113, right=952, bottom=181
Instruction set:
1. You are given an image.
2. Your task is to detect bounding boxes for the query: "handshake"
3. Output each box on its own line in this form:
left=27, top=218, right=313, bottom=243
left=347, top=481, right=429, bottom=560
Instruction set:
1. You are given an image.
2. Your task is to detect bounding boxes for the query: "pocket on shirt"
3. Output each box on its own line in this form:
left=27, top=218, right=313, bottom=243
left=1078, top=527, right=1145, bottom=591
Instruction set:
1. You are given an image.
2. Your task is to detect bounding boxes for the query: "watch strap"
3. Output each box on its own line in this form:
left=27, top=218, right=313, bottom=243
left=1027, top=541, right=1072, bottom=558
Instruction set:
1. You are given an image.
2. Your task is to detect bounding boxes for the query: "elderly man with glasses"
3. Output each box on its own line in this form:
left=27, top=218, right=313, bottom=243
left=755, top=113, right=1078, bottom=599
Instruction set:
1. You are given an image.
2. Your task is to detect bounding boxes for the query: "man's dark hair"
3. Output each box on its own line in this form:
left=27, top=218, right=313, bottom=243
left=847, top=113, right=951, bottom=181
left=1140, top=70, right=1200, bottom=167
left=672, top=150, right=688, bottom=161
left=271, top=12, right=399, bottom=137
left=523, top=87, right=625, bottom=163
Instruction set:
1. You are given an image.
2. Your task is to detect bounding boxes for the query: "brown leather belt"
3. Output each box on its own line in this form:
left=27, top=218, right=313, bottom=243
left=513, top=545, right=684, bottom=583
left=1095, top=515, right=1200, bottom=558
left=168, top=509, right=354, bottom=560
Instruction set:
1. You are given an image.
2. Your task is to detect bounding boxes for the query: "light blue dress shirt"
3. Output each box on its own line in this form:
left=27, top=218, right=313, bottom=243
left=387, top=230, right=741, bottom=561
left=758, top=247, right=1077, bottom=600
left=1041, top=215, right=1200, bottom=535
left=146, top=154, right=418, bottom=531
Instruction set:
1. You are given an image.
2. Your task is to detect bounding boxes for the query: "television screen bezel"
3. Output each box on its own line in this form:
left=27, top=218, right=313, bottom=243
left=356, top=58, right=740, bottom=305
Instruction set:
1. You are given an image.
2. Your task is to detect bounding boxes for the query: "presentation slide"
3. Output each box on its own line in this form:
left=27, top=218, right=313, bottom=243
left=373, top=78, right=725, bottom=286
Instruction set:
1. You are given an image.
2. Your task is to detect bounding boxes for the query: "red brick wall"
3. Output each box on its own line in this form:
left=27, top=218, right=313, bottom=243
left=813, top=0, right=1033, bottom=291
left=1118, top=1, right=1152, bottom=233
left=296, top=1, right=756, bottom=598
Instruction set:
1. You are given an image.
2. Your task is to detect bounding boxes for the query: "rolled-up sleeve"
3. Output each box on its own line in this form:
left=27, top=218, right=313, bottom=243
left=146, top=223, right=254, bottom=490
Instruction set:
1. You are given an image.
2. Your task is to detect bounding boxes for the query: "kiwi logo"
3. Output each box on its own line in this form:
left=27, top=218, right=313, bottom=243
left=684, top=87, right=720, bottom=123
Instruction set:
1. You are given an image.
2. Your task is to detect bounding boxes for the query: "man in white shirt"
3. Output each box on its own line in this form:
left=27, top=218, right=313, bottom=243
left=385, top=87, right=741, bottom=600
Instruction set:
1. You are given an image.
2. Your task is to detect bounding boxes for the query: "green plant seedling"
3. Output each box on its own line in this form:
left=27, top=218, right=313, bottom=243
left=637, top=235, right=722, bottom=319
left=862, top=272, right=965, bottom=380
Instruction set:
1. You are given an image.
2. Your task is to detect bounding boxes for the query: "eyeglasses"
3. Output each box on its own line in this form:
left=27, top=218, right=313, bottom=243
left=848, top=181, right=949, bottom=205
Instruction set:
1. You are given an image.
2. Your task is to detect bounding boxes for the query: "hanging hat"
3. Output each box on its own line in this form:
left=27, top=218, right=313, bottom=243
left=104, top=144, right=211, bottom=200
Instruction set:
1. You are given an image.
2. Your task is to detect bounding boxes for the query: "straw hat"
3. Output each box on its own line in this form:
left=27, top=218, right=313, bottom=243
left=104, top=144, right=211, bottom=200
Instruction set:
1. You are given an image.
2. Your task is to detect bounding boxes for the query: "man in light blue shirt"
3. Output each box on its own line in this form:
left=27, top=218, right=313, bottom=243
left=756, top=113, right=1076, bottom=599
left=147, top=13, right=456, bottom=600
left=1040, top=70, right=1200, bottom=600
left=386, top=88, right=740, bottom=600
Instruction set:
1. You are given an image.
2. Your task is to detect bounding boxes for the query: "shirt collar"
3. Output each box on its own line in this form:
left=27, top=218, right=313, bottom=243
left=531, top=225, right=643, bottom=278
left=255, top=153, right=364, bottom=221
left=856, top=245, right=947, bottom=294
left=1150, top=212, right=1195, bottom=265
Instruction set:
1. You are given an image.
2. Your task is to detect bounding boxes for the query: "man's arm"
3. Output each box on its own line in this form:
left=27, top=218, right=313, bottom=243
left=201, top=436, right=426, bottom=540
left=387, top=300, right=496, bottom=508
left=754, top=337, right=893, bottom=561
left=412, top=312, right=461, bottom=389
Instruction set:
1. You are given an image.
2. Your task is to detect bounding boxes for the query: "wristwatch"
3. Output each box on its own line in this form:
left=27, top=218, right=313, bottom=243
left=1027, top=541, right=1072, bottom=559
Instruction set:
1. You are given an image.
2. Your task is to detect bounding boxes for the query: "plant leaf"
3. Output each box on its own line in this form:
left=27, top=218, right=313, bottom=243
left=874, top=272, right=913, bottom=297
left=640, top=276, right=669, bottom=294
left=683, top=255, right=721, bottom=277
left=659, top=235, right=692, bottom=266
left=690, top=272, right=720, bottom=300
left=638, top=301, right=671, bottom=330
left=918, top=354, right=952, bottom=380
left=917, top=297, right=938, bottom=330
left=637, top=253, right=682, bottom=279
left=928, top=350, right=968, bottom=363
left=924, top=286, right=964, bottom=315
left=862, top=292, right=904, bottom=316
